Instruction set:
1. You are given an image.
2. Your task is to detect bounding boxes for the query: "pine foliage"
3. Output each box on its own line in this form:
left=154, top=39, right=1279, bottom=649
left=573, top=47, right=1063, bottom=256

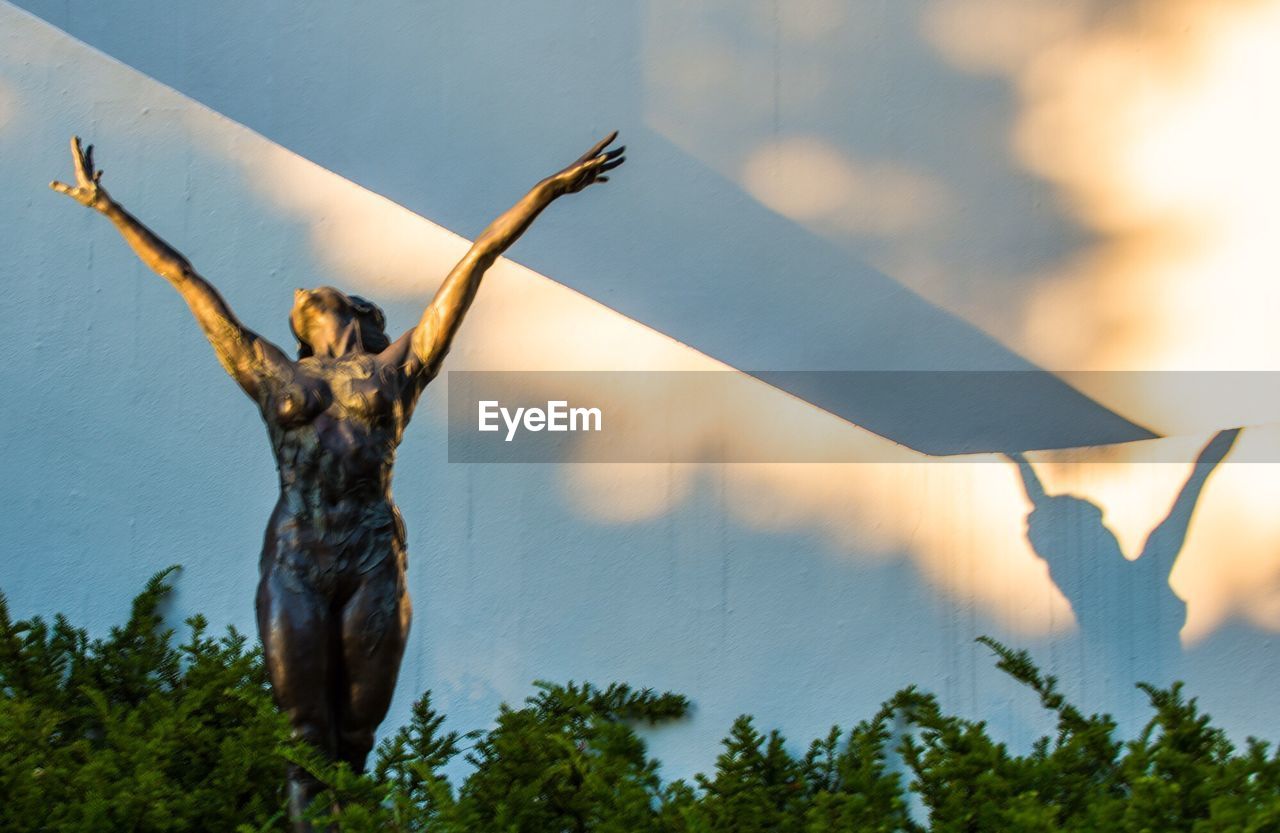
left=4, top=572, right=1280, bottom=831
left=0, top=567, right=293, bottom=832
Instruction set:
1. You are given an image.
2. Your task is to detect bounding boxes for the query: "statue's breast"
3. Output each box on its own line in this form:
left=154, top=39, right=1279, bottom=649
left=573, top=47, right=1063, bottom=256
left=326, top=355, right=392, bottom=421
left=273, top=375, right=330, bottom=427
left=269, top=355, right=394, bottom=432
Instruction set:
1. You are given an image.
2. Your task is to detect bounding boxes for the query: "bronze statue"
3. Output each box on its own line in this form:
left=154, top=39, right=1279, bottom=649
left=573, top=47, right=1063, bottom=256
left=51, top=133, right=625, bottom=829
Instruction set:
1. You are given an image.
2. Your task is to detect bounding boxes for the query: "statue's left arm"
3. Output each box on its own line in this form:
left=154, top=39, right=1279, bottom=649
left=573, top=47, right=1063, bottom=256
left=381, top=132, right=625, bottom=389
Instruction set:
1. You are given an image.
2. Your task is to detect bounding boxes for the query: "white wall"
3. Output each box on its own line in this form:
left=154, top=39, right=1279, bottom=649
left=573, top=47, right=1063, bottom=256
left=3, top=1, right=1280, bottom=780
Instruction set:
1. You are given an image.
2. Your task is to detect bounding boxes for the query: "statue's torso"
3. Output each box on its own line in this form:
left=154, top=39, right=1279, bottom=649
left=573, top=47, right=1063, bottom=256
left=258, top=353, right=412, bottom=572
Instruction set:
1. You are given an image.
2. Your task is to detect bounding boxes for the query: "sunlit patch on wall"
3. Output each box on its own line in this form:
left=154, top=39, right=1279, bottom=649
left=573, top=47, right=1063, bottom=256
left=643, top=1, right=946, bottom=241
left=922, top=0, right=1089, bottom=76
left=1014, top=0, right=1280, bottom=386
left=642, top=0, right=1005, bottom=348
left=925, top=0, right=1280, bottom=422
left=740, top=137, right=950, bottom=236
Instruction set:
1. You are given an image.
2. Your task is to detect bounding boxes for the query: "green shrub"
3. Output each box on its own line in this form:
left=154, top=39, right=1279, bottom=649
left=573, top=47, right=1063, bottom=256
left=0, top=567, right=293, bottom=832
left=4, top=569, right=1280, bottom=832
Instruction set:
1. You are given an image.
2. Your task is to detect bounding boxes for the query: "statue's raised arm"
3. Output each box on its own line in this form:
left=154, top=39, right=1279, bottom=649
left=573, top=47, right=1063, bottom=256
left=379, top=131, right=625, bottom=392
left=50, top=136, right=294, bottom=400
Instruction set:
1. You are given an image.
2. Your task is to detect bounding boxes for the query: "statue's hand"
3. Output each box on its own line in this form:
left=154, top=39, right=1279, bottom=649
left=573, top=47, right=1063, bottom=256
left=50, top=136, right=111, bottom=211
left=545, top=131, right=625, bottom=197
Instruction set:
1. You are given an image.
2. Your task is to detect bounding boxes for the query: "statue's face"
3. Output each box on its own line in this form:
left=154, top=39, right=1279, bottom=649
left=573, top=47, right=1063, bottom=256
left=291, top=286, right=358, bottom=355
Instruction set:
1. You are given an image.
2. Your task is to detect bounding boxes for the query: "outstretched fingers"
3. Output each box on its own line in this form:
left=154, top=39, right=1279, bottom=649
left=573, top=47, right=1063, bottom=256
left=577, top=130, right=620, bottom=163
left=85, top=143, right=101, bottom=183
left=585, top=147, right=625, bottom=187
left=553, top=132, right=625, bottom=192
left=67, top=135, right=102, bottom=186
left=597, top=148, right=626, bottom=172
left=71, top=136, right=89, bottom=180
left=51, top=135, right=106, bottom=202
left=51, top=137, right=84, bottom=195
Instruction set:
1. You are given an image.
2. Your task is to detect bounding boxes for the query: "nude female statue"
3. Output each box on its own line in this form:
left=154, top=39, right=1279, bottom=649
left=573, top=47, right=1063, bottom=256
left=51, top=133, right=624, bottom=827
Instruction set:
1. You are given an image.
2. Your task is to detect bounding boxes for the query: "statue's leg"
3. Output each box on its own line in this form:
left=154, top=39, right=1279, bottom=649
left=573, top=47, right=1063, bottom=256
left=336, top=548, right=412, bottom=772
left=256, top=562, right=338, bottom=830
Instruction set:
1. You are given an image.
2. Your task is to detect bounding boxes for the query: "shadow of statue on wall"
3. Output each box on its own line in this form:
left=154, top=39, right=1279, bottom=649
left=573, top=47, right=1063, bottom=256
left=1007, top=428, right=1240, bottom=697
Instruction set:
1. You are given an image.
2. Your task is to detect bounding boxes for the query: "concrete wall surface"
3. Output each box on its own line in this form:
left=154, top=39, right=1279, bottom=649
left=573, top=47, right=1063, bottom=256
left=3, top=0, right=1279, bottom=780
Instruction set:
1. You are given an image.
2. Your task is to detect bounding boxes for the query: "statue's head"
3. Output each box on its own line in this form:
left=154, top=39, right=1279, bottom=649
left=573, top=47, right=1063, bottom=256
left=290, top=286, right=391, bottom=359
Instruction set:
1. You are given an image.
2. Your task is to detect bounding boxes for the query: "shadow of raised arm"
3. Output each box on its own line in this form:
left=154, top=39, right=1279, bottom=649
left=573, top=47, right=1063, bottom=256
left=1139, top=428, right=1241, bottom=577
left=1008, top=451, right=1048, bottom=506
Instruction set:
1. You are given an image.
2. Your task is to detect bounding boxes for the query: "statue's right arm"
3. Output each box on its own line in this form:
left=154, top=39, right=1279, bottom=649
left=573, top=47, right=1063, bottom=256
left=51, top=137, right=293, bottom=400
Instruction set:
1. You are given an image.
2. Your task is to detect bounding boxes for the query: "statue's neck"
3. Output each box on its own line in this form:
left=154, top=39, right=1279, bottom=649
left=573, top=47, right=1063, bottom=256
left=316, top=322, right=362, bottom=358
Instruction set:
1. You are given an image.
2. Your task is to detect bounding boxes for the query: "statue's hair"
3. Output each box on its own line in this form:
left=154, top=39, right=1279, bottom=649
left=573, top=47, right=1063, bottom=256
left=348, top=294, right=391, bottom=354
left=293, top=290, right=391, bottom=358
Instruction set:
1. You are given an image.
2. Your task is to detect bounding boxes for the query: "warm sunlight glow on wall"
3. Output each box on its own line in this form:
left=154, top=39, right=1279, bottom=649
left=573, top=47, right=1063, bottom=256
left=1011, top=0, right=1280, bottom=392
left=923, top=0, right=1280, bottom=430
left=1016, top=0, right=1280, bottom=637
left=920, top=0, right=1280, bottom=642
left=740, top=137, right=949, bottom=236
